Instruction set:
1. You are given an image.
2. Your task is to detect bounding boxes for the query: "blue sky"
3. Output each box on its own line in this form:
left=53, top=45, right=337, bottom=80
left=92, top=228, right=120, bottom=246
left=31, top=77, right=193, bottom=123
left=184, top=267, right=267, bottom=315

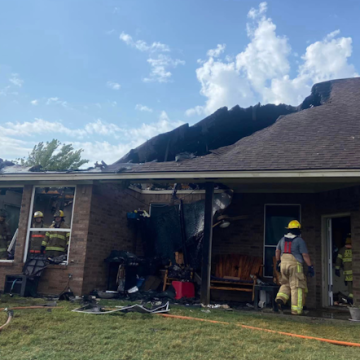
left=0, top=0, right=359, bottom=165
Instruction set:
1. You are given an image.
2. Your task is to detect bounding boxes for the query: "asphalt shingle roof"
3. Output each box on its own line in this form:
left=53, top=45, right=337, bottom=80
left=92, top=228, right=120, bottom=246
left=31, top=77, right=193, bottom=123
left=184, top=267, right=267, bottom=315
left=122, top=78, right=360, bottom=173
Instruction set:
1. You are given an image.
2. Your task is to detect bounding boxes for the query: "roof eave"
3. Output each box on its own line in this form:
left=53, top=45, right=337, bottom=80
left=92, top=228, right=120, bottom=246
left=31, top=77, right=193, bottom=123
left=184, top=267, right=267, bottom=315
left=2, top=169, right=360, bottom=183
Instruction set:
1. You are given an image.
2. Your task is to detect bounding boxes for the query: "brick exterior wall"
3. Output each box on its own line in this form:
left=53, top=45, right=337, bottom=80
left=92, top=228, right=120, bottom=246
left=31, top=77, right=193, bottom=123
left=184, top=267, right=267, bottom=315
left=2, top=182, right=359, bottom=308
left=82, top=184, right=144, bottom=294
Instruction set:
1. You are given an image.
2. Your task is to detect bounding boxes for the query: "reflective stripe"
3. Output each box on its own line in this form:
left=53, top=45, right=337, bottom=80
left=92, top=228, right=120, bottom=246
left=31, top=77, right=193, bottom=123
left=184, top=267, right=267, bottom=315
left=343, top=257, right=352, bottom=263
left=335, top=266, right=340, bottom=270
left=349, top=293, right=354, bottom=298
left=0, top=248, right=7, bottom=251
left=298, top=288, right=303, bottom=314
left=30, top=250, right=41, bottom=254
left=31, top=234, right=45, bottom=238
left=41, top=241, right=47, bottom=246
left=344, top=270, right=353, bottom=275
left=337, top=254, right=343, bottom=259
left=45, top=246, right=65, bottom=252
left=297, top=263, right=302, bottom=273
left=277, top=292, right=289, bottom=301
left=291, top=289, right=303, bottom=315
left=48, top=234, right=66, bottom=240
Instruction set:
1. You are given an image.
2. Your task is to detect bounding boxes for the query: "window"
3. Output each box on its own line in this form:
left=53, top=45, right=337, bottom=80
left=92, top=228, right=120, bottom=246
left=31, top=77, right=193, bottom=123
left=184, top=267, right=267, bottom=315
left=0, top=187, right=23, bottom=261
left=25, top=186, right=76, bottom=263
left=264, top=204, right=301, bottom=277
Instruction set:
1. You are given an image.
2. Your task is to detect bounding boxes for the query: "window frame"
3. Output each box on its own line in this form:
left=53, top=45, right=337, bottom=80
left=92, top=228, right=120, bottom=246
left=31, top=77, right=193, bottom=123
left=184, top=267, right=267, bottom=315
left=263, top=203, right=301, bottom=277
left=0, top=186, right=24, bottom=263
left=24, top=185, right=77, bottom=264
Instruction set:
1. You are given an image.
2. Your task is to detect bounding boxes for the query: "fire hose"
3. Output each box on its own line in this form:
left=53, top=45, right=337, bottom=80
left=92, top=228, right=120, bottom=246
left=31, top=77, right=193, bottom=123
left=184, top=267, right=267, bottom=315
left=0, top=306, right=61, bottom=333
left=159, top=314, right=360, bottom=348
left=0, top=310, right=13, bottom=332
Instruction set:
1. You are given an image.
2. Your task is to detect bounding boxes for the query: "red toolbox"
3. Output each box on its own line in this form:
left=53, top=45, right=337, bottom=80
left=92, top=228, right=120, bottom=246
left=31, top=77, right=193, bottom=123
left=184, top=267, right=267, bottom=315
left=172, top=281, right=195, bottom=299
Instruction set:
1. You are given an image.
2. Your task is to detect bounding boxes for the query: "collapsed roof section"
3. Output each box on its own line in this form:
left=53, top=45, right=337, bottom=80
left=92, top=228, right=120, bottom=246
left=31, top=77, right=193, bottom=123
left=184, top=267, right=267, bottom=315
left=111, top=80, right=331, bottom=168
left=118, top=78, right=360, bottom=173
left=112, top=104, right=297, bottom=166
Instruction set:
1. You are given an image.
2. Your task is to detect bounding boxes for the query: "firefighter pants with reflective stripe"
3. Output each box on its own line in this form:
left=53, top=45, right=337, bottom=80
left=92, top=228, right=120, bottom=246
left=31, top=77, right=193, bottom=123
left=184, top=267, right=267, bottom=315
left=276, top=254, right=308, bottom=315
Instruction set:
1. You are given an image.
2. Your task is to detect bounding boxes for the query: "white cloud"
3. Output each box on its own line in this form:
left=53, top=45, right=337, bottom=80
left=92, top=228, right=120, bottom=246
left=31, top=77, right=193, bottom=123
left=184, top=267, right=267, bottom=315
left=30, top=99, right=38, bottom=106
left=248, top=1, right=267, bottom=19
left=84, top=119, right=121, bottom=136
left=9, top=73, right=24, bottom=87
left=207, top=44, right=226, bottom=58
left=123, top=111, right=183, bottom=144
left=1, top=115, right=184, bottom=164
left=189, top=2, right=358, bottom=115
left=144, top=55, right=185, bottom=83
left=120, top=31, right=183, bottom=83
left=185, top=106, right=204, bottom=117
left=107, top=81, right=121, bottom=90
left=119, top=32, right=170, bottom=52
left=46, top=97, right=68, bottom=108
left=0, top=118, right=86, bottom=138
left=106, top=29, right=115, bottom=35
left=135, top=104, right=153, bottom=112
left=0, top=135, right=33, bottom=160
left=326, top=30, right=341, bottom=39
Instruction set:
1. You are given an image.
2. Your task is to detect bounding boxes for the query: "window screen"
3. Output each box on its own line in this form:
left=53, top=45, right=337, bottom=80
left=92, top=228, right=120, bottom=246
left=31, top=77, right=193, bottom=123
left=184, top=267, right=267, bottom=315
left=264, top=205, right=300, bottom=277
left=0, top=188, right=23, bottom=260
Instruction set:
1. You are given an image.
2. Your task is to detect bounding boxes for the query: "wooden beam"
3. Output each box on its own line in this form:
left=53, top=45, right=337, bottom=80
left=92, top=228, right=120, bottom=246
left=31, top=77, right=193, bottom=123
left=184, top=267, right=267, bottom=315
left=200, top=182, right=214, bottom=305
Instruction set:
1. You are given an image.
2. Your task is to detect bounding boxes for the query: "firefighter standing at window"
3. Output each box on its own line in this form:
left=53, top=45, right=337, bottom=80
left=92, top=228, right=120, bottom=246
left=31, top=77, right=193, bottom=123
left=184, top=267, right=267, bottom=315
left=41, top=210, right=70, bottom=258
left=0, top=209, right=10, bottom=260
left=335, top=234, right=353, bottom=304
left=29, top=211, right=46, bottom=256
left=275, top=220, right=315, bottom=315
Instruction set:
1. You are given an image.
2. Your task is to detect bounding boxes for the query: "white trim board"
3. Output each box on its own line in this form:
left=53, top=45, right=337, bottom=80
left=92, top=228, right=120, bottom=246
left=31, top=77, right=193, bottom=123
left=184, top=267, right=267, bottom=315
left=3, top=169, right=360, bottom=182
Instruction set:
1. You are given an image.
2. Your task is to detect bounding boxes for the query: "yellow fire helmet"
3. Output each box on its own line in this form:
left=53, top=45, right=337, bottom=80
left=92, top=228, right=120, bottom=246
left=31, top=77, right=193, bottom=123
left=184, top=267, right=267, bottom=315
left=286, top=220, right=301, bottom=229
left=54, top=210, right=65, bottom=218
left=34, top=211, right=44, bottom=218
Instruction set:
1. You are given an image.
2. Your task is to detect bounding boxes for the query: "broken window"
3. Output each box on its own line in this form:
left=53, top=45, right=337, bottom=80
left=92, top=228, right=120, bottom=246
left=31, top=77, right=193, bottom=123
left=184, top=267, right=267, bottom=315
left=25, top=186, right=76, bottom=263
left=264, top=205, right=301, bottom=277
left=0, top=187, right=23, bottom=261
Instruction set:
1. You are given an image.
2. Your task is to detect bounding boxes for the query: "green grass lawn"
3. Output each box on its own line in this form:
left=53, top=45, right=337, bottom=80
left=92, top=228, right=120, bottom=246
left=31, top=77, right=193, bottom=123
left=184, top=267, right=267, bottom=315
left=0, top=296, right=359, bottom=360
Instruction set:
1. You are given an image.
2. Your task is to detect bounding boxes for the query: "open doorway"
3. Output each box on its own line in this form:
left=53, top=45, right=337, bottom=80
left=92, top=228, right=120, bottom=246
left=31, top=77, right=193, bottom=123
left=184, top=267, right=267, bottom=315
left=323, top=215, right=351, bottom=307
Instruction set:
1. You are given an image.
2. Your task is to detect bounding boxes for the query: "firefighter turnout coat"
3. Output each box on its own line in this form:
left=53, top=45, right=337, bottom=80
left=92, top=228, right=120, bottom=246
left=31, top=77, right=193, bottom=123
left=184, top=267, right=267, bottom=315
left=336, top=245, right=353, bottom=299
left=29, top=222, right=46, bottom=254
left=275, top=236, right=308, bottom=315
left=42, top=222, right=70, bottom=257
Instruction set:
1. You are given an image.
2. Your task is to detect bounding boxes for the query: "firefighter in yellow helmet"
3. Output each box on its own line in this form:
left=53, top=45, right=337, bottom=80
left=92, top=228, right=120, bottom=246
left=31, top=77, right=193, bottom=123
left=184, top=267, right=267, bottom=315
left=41, top=210, right=70, bottom=258
left=29, top=211, right=46, bottom=256
left=335, top=234, right=353, bottom=304
left=0, top=209, right=11, bottom=260
left=275, top=220, right=314, bottom=315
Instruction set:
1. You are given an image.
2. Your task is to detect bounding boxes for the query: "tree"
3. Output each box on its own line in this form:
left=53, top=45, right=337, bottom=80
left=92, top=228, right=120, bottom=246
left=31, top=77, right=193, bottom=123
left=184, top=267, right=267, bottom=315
left=18, top=139, right=89, bottom=171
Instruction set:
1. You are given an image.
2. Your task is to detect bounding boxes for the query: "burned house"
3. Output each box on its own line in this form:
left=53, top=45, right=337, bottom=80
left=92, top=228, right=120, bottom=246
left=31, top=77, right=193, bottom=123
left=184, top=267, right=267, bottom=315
left=1, top=77, right=360, bottom=309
